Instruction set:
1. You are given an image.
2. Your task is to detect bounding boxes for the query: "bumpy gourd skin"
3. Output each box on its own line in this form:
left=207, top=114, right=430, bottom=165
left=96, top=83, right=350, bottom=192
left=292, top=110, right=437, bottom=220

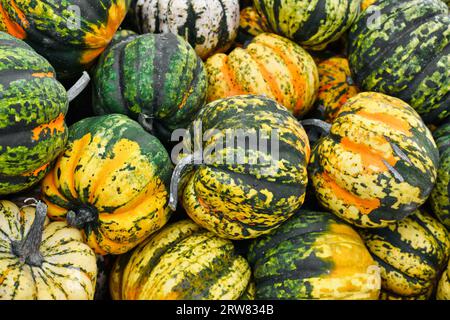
left=41, top=114, right=173, bottom=255
left=178, top=95, right=310, bottom=240
left=0, top=201, right=97, bottom=300
left=248, top=210, right=381, bottom=300
left=206, top=33, right=319, bottom=117
left=134, top=0, right=240, bottom=59
left=309, top=92, right=439, bottom=228
left=253, top=0, right=361, bottom=50
left=115, top=220, right=252, bottom=300
left=0, top=0, right=129, bottom=78
left=430, top=122, right=450, bottom=229
left=348, top=0, right=450, bottom=125
left=0, top=32, right=68, bottom=195
left=360, top=210, right=450, bottom=300
left=93, top=33, right=207, bottom=143
left=315, top=56, right=359, bottom=122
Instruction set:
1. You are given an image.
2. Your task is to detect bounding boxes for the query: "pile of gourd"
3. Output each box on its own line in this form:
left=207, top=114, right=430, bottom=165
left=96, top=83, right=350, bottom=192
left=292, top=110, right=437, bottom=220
left=0, top=0, right=449, bottom=300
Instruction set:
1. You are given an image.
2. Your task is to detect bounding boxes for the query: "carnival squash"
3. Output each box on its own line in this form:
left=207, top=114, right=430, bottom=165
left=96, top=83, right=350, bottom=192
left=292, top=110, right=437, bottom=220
left=253, top=0, right=361, bottom=50
left=0, top=32, right=68, bottom=195
left=236, top=6, right=270, bottom=46
left=430, top=121, right=450, bottom=229
left=308, top=92, right=439, bottom=228
left=348, top=0, right=450, bottom=125
left=315, top=56, right=359, bottom=122
left=169, top=95, right=310, bottom=240
left=93, top=32, right=207, bottom=143
left=248, top=210, right=381, bottom=300
left=437, top=260, right=450, bottom=300
left=112, top=220, right=252, bottom=300
left=0, top=0, right=129, bottom=78
left=133, top=0, right=240, bottom=59
left=206, top=33, right=319, bottom=117
left=360, top=210, right=450, bottom=299
left=0, top=200, right=97, bottom=299
left=41, top=114, right=173, bottom=255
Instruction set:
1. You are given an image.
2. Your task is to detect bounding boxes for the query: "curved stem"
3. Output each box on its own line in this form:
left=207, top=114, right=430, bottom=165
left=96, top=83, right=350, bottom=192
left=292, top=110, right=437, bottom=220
left=301, top=119, right=332, bottom=135
left=11, top=200, right=47, bottom=267
left=67, top=71, right=91, bottom=103
left=66, top=206, right=98, bottom=229
left=138, top=113, right=154, bottom=134
left=169, top=154, right=195, bottom=211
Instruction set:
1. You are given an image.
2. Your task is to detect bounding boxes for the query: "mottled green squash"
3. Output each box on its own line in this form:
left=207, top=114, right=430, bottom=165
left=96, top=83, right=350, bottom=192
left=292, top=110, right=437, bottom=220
left=93, top=33, right=207, bottom=143
left=348, top=0, right=450, bottom=125
left=253, top=0, right=361, bottom=50
left=360, top=210, right=450, bottom=300
left=0, top=0, right=130, bottom=78
left=248, top=210, right=381, bottom=300
left=0, top=32, right=68, bottom=195
left=114, top=220, right=252, bottom=300
left=430, top=121, right=450, bottom=229
left=41, top=114, right=173, bottom=255
left=309, top=92, right=439, bottom=228
left=170, top=95, right=311, bottom=240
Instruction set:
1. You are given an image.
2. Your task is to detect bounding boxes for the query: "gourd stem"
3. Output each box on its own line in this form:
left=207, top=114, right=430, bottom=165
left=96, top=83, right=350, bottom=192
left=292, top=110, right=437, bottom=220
left=301, top=119, right=332, bottom=135
left=66, top=206, right=98, bottom=229
left=138, top=113, right=154, bottom=134
left=169, top=154, right=195, bottom=211
left=67, top=71, right=91, bottom=103
left=11, top=200, right=46, bottom=267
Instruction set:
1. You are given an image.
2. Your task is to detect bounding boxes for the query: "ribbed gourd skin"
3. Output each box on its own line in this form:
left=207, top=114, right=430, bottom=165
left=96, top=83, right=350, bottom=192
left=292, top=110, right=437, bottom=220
left=133, top=0, right=240, bottom=59
left=253, top=0, right=361, bottom=50
left=0, top=32, right=68, bottom=196
left=0, top=0, right=130, bottom=78
left=206, top=33, right=319, bottom=117
left=348, top=0, right=450, bottom=125
left=180, top=95, right=311, bottom=240
left=0, top=200, right=97, bottom=300
left=248, top=210, right=381, bottom=300
left=41, top=114, right=173, bottom=255
left=430, top=121, right=450, bottom=229
left=360, top=210, right=450, bottom=300
left=310, top=92, right=439, bottom=228
left=111, top=220, right=252, bottom=300
left=93, top=32, right=207, bottom=142
left=315, top=56, right=359, bottom=122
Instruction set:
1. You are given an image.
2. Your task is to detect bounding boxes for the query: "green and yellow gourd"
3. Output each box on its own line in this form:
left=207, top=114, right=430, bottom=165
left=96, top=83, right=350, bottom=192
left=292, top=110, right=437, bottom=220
left=308, top=92, right=439, bottom=228
left=0, top=200, right=97, bottom=300
left=0, top=32, right=68, bottom=195
left=315, top=56, right=359, bottom=122
left=93, top=32, right=207, bottom=143
left=253, top=0, right=361, bottom=50
left=348, top=0, right=450, bottom=125
left=41, top=114, right=173, bottom=255
left=133, top=0, right=240, bottom=59
left=430, top=121, right=450, bottom=229
left=437, top=260, right=450, bottom=300
left=236, top=6, right=271, bottom=46
left=169, top=95, right=311, bottom=240
left=0, top=0, right=129, bottom=79
left=206, top=33, right=319, bottom=118
left=360, top=210, right=450, bottom=300
left=111, top=220, right=252, bottom=300
left=248, top=210, right=381, bottom=300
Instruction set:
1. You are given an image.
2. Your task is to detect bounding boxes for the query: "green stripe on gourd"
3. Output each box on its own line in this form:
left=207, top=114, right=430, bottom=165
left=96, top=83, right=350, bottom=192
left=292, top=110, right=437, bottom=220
left=253, top=0, right=361, bottom=50
left=93, top=33, right=207, bottom=143
left=348, top=0, right=449, bottom=125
